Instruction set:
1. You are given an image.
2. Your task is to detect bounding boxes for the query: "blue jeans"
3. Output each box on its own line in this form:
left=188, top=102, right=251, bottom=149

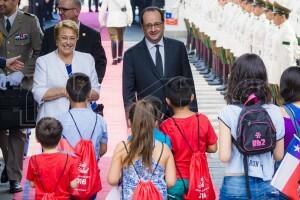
left=220, top=176, right=280, bottom=200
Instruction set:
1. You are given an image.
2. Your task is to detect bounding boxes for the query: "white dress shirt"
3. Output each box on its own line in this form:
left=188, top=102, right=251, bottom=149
left=145, top=38, right=165, bottom=75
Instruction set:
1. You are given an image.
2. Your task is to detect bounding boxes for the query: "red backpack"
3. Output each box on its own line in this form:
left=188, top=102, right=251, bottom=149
left=66, top=111, right=102, bottom=199
left=33, top=154, right=69, bottom=200
left=122, top=141, right=164, bottom=200
left=172, top=115, right=216, bottom=200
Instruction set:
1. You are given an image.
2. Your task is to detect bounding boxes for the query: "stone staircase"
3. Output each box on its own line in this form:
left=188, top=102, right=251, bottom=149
left=191, top=64, right=226, bottom=191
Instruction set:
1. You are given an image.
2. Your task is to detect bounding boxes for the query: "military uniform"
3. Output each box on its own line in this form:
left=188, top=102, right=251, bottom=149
left=0, top=10, right=42, bottom=190
left=0, top=11, right=43, bottom=78
left=270, top=2, right=297, bottom=85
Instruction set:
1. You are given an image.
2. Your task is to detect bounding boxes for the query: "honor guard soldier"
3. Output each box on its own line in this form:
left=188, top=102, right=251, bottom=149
left=0, top=0, right=43, bottom=193
left=251, top=0, right=267, bottom=56
left=269, top=1, right=297, bottom=105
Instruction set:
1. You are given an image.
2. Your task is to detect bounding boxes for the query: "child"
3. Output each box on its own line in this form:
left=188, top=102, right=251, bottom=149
left=280, top=66, right=300, bottom=149
left=58, top=72, right=108, bottom=161
left=128, top=95, right=172, bottom=148
left=108, top=100, right=176, bottom=199
left=58, top=73, right=108, bottom=199
left=278, top=66, right=300, bottom=199
left=160, top=76, right=218, bottom=200
left=27, top=117, right=79, bottom=200
left=218, top=54, right=284, bottom=199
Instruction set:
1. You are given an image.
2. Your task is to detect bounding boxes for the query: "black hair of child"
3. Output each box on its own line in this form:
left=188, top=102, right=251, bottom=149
left=66, top=73, right=91, bottom=102
left=36, top=117, right=63, bottom=148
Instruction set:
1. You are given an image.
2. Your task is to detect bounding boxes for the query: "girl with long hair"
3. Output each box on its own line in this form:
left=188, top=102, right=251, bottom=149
left=107, top=100, right=176, bottom=199
left=218, top=54, right=285, bottom=199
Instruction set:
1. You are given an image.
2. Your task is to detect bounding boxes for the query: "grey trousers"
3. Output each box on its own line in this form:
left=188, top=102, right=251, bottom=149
left=0, top=129, right=26, bottom=181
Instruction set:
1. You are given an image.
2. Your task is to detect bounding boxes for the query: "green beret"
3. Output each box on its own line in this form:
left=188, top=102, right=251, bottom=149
left=246, top=0, right=254, bottom=4
left=265, top=1, right=273, bottom=11
left=273, top=1, right=291, bottom=15
left=253, top=0, right=266, bottom=7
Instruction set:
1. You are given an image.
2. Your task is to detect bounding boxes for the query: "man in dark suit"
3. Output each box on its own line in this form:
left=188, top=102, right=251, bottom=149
left=40, top=0, right=107, bottom=83
left=123, top=6, right=197, bottom=118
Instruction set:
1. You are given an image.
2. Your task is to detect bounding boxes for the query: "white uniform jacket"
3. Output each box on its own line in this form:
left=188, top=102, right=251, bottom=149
left=99, top=0, right=133, bottom=27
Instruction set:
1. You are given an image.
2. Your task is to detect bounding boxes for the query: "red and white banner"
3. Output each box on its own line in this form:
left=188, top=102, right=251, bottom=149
left=271, top=134, right=300, bottom=200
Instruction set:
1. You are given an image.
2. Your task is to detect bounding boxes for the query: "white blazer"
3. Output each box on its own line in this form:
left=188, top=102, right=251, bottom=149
left=32, top=50, right=100, bottom=121
left=99, top=0, right=133, bottom=27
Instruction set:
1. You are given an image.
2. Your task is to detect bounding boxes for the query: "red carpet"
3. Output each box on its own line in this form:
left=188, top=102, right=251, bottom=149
left=12, top=11, right=220, bottom=199
left=12, top=11, right=126, bottom=199
left=78, top=12, right=110, bottom=41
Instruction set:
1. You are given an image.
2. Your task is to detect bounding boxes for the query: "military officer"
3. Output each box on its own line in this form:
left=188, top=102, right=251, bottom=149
left=251, top=0, right=267, bottom=56
left=0, top=0, right=43, bottom=193
left=271, top=2, right=297, bottom=84
left=268, top=1, right=297, bottom=105
left=261, top=0, right=277, bottom=76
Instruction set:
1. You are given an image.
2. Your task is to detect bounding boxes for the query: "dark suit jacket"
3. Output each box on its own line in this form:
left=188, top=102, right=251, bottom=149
left=123, top=37, right=198, bottom=116
left=40, top=23, right=107, bottom=83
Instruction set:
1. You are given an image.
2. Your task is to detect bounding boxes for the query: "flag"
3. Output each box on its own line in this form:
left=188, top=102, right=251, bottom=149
left=271, top=134, right=300, bottom=200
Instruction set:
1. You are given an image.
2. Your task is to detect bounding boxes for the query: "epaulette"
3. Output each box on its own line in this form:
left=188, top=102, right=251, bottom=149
left=24, top=12, right=34, bottom=17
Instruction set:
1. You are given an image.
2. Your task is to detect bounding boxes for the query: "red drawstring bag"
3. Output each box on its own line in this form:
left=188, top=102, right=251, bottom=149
left=132, top=181, right=163, bottom=200
left=172, top=115, right=216, bottom=200
left=64, top=111, right=102, bottom=199
left=122, top=141, right=164, bottom=200
left=33, top=154, right=69, bottom=200
left=41, top=193, right=57, bottom=200
left=58, top=137, right=75, bottom=153
left=72, top=140, right=102, bottom=199
left=185, top=151, right=215, bottom=200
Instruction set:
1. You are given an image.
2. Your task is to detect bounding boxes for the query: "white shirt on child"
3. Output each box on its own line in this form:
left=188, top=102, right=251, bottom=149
left=218, top=104, right=285, bottom=181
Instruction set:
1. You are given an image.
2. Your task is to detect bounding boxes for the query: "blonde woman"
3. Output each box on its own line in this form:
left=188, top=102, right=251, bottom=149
left=99, top=0, right=133, bottom=65
left=32, top=20, right=100, bottom=120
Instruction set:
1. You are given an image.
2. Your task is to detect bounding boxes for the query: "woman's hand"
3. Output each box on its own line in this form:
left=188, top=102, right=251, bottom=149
left=42, top=87, right=67, bottom=102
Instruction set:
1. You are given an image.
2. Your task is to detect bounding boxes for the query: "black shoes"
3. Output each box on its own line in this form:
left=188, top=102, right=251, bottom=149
left=216, top=85, right=227, bottom=91
left=112, top=60, right=118, bottom=65
left=9, top=180, right=23, bottom=193
left=1, top=166, right=8, bottom=183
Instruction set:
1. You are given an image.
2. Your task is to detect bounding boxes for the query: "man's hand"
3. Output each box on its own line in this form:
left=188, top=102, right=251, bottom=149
left=6, top=56, right=24, bottom=72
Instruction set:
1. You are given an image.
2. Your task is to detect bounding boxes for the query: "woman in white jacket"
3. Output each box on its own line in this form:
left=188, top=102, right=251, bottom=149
left=99, top=0, right=133, bottom=65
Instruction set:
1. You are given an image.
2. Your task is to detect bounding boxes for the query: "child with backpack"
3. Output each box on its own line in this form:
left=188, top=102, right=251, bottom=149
left=218, top=54, right=285, bottom=199
left=107, top=100, right=176, bottom=199
left=280, top=66, right=300, bottom=149
left=160, top=76, right=218, bottom=200
left=127, top=95, right=172, bottom=148
left=277, top=66, right=300, bottom=199
left=27, top=117, right=79, bottom=200
left=58, top=73, right=108, bottom=199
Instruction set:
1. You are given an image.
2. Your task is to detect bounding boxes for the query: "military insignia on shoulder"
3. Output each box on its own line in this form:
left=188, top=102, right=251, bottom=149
left=24, top=12, right=34, bottom=17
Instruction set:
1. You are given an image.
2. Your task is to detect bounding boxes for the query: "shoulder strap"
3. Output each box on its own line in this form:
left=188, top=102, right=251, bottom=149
left=171, top=114, right=200, bottom=152
left=121, top=141, right=141, bottom=180
left=283, top=104, right=300, bottom=136
left=68, top=111, right=98, bottom=140
left=33, top=154, right=69, bottom=193
left=150, top=142, right=164, bottom=180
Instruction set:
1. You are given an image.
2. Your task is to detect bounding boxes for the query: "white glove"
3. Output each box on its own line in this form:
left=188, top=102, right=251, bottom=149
left=0, top=74, right=7, bottom=90
left=6, top=71, right=24, bottom=86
